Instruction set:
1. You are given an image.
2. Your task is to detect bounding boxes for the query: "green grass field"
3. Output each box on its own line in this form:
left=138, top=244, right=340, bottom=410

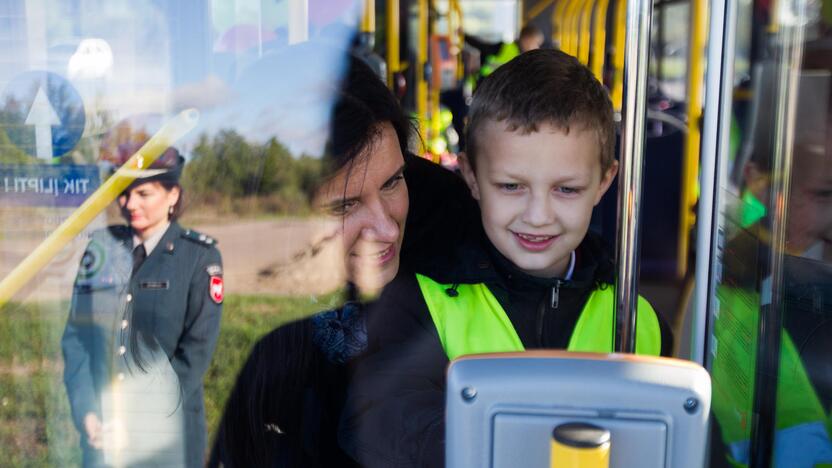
left=0, top=292, right=342, bottom=466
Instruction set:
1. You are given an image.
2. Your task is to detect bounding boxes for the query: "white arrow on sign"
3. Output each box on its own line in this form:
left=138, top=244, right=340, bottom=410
left=24, top=86, right=61, bottom=160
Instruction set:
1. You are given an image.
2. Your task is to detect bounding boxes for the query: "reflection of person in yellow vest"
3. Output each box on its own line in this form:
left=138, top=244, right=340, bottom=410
left=712, top=285, right=832, bottom=467
left=479, top=25, right=544, bottom=78
left=417, top=273, right=662, bottom=358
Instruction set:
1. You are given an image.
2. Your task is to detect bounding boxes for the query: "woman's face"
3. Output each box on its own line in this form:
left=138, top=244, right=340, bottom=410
left=119, top=181, right=180, bottom=239
left=314, top=123, right=409, bottom=293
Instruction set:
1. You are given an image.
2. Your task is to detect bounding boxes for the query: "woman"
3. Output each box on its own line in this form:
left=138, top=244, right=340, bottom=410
left=209, top=53, right=477, bottom=466
left=62, top=142, right=223, bottom=467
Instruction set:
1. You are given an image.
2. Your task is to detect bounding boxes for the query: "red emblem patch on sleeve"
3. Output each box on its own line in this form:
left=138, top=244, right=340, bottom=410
left=209, top=276, right=224, bottom=304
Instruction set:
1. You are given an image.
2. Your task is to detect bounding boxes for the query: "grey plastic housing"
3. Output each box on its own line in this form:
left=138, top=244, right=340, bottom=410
left=446, top=351, right=711, bottom=468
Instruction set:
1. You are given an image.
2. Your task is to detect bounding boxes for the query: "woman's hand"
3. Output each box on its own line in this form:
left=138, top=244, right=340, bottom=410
left=84, top=412, right=103, bottom=449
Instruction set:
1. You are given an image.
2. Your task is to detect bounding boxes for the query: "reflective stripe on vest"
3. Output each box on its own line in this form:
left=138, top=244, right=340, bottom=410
left=415, top=273, right=662, bottom=360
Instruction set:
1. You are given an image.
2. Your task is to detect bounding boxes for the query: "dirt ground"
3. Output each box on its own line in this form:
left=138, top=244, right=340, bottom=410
left=192, top=218, right=347, bottom=296
left=0, top=215, right=347, bottom=302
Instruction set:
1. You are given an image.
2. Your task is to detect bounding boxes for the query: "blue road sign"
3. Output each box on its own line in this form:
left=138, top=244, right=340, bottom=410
left=0, top=164, right=100, bottom=207
left=0, top=71, right=86, bottom=160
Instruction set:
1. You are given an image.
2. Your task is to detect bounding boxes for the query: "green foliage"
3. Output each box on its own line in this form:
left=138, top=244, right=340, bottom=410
left=0, top=292, right=343, bottom=463
left=0, top=301, right=79, bottom=466
left=0, top=128, right=38, bottom=165
left=203, top=291, right=344, bottom=440
left=182, top=131, right=323, bottom=217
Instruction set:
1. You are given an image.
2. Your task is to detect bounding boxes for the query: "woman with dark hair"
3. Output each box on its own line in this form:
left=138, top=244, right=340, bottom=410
left=209, top=52, right=476, bottom=467
left=62, top=141, right=224, bottom=467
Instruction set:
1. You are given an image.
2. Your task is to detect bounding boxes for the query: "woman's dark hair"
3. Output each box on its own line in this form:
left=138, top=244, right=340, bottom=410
left=209, top=49, right=412, bottom=468
left=126, top=180, right=183, bottom=374
left=159, top=180, right=184, bottom=221
left=320, top=54, right=412, bottom=182
left=208, top=322, right=323, bottom=467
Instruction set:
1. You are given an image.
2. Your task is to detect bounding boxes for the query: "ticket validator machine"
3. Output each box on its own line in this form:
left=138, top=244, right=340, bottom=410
left=446, top=352, right=711, bottom=467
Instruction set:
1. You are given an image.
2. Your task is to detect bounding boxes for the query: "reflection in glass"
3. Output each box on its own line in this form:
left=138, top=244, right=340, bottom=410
left=0, top=0, right=376, bottom=465
left=709, top=0, right=832, bottom=465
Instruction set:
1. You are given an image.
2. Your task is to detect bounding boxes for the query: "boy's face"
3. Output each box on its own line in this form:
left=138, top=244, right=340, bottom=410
left=461, top=120, right=617, bottom=278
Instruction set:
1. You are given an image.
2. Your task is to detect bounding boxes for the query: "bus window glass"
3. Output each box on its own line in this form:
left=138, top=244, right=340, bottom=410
left=0, top=0, right=374, bottom=465
left=708, top=0, right=832, bottom=464
left=459, top=0, right=518, bottom=43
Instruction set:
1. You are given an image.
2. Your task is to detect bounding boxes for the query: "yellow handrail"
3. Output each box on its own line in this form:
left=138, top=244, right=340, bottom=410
left=0, top=109, right=200, bottom=306
left=429, top=0, right=442, bottom=161
left=450, top=0, right=465, bottom=81
left=570, top=0, right=587, bottom=59
left=590, top=0, right=610, bottom=82
left=361, top=0, right=375, bottom=33
left=611, top=0, right=626, bottom=111
left=677, top=0, right=707, bottom=277
left=416, top=0, right=429, bottom=147
left=578, top=0, right=596, bottom=65
left=553, top=0, right=570, bottom=49
left=768, top=0, right=780, bottom=32
left=563, top=0, right=583, bottom=56
left=386, top=0, right=400, bottom=88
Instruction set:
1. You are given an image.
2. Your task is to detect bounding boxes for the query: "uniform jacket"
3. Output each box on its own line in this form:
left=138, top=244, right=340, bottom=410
left=339, top=228, right=674, bottom=467
left=61, top=222, right=223, bottom=467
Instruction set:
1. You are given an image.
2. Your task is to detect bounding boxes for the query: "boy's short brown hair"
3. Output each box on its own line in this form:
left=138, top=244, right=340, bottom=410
left=466, top=49, right=615, bottom=173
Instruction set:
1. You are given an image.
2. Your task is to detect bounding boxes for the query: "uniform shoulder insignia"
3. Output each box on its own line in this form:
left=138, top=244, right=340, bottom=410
left=181, top=229, right=218, bottom=247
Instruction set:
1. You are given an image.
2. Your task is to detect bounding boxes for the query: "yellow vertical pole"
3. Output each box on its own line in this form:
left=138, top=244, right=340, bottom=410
left=768, top=0, right=780, bottom=32
left=579, top=0, right=595, bottom=65
left=590, top=0, right=610, bottom=81
left=565, top=0, right=578, bottom=55
left=428, top=0, right=442, bottom=161
left=562, top=0, right=571, bottom=53
left=564, top=0, right=582, bottom=55
left=361, top=0, right=376, bottom=32
left=387, top=0, right=400, bottom=88
left=677, top=0, right=707, bottom=277
left=569, top=0, right=585, bottom=58
left=458, top=1, right=466, bottom=81
left=417, top=0, right=429, bottom=148
left=554, top=0, right=570, bottom=48
left=450, top=0, right=464, bottom=81
left=611, top=0, right=626, bottom=110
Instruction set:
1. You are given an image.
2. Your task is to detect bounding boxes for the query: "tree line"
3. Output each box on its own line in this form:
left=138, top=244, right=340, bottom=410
left=181, top=130, right=324, bottom=216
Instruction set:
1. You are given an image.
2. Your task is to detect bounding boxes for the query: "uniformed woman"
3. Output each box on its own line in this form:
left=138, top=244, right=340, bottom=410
left=62, top=144, right=223, bottom=467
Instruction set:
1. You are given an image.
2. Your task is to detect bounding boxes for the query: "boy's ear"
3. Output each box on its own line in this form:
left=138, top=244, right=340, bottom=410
left=458, top=152, right=482, bottom=201
left=593, top=160, right=619, bottom=206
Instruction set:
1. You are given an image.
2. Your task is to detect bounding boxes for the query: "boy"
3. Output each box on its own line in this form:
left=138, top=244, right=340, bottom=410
left=339, top=49, right=671, bottom=467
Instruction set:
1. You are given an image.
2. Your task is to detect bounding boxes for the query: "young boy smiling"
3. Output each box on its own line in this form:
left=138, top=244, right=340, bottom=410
left=339, top=49, right=671, bottom=467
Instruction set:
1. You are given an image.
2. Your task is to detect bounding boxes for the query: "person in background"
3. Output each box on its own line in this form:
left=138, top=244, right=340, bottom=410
left=478, top=24, right=545, bottom=79
left=62, top=140, right=223, bottom=467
